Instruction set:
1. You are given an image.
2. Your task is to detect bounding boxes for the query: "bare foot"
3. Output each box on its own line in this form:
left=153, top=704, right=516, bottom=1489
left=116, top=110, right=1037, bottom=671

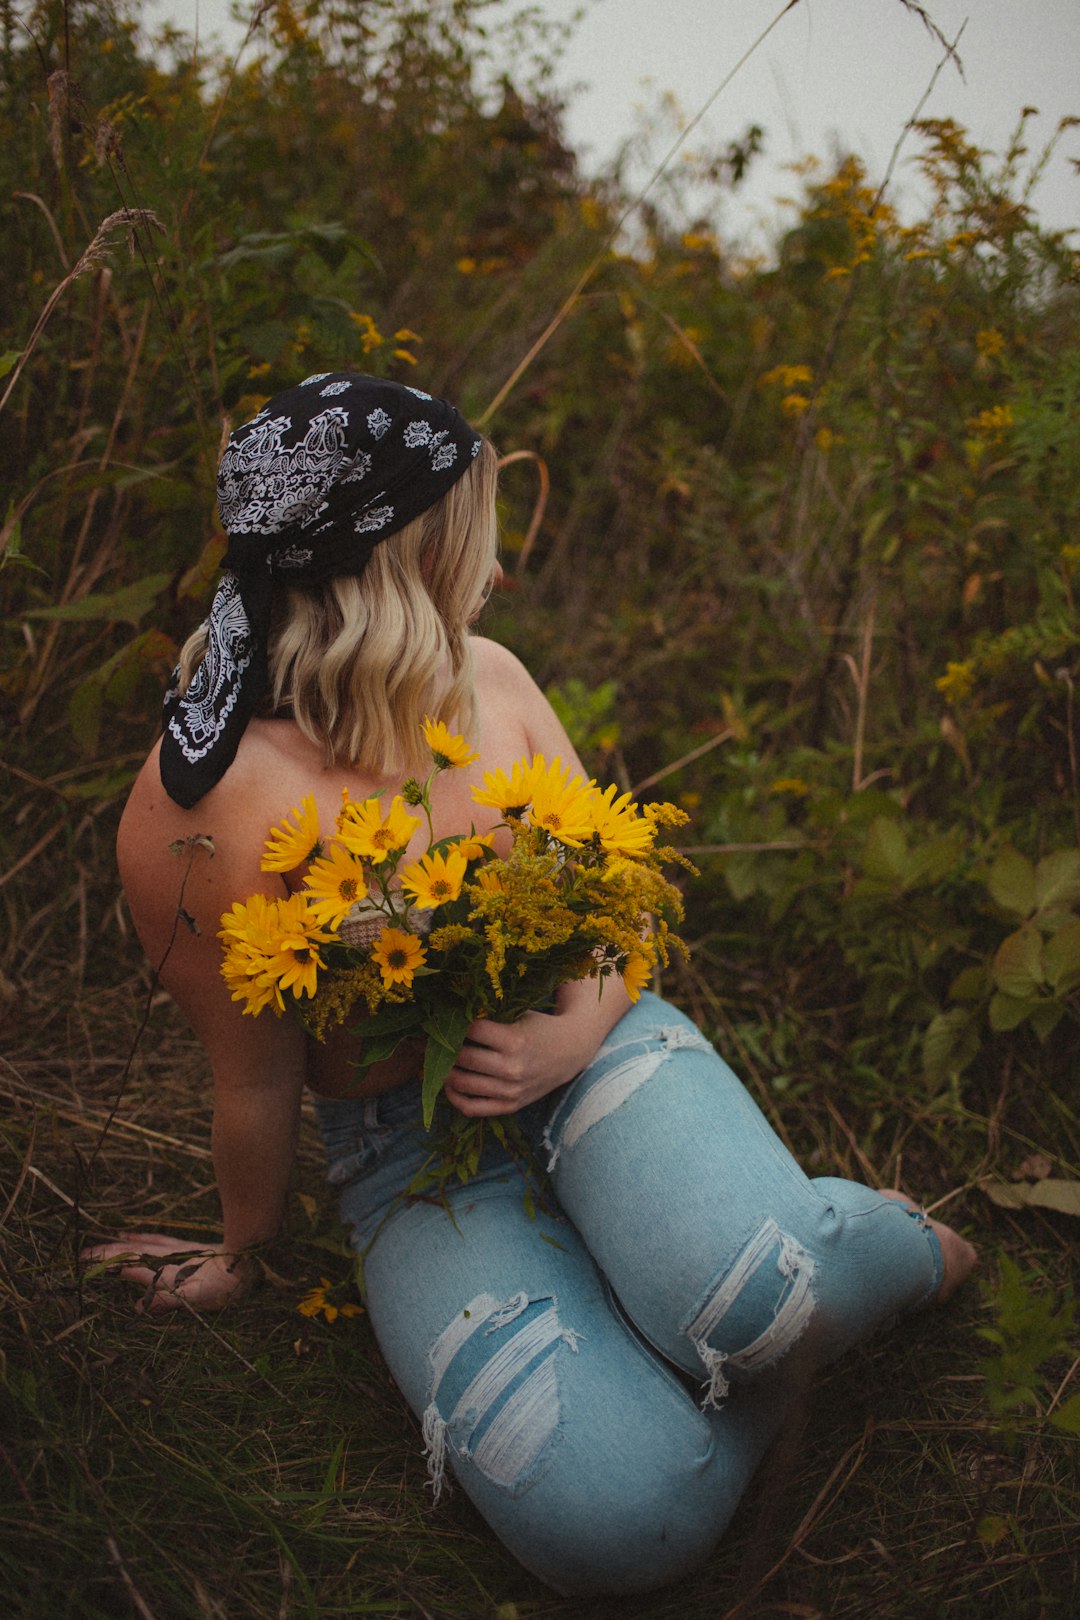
left=878, top=1188, right=978, bottom=1304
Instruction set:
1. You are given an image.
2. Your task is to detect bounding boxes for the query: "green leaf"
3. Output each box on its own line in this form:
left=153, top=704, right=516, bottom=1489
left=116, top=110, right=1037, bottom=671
left=20, top=572, right=171, bottom=627
left=1028, top=1001, right=1065, bottom=1040
left=1050, top=1392, right=1080, bottom=1435
left=991, top=925, right=1045, bottom=998
left=0, top=349, right=21, bottom=379
left=862, top=817, right=909, bottom=885
left=988, top=991, right=1034, bottom=1032
left=1045, top=919, right=1080, bottom=995
left=1034, top=848, right=1080, bottom=916
left=982, top=1179, right=1080, bottom=1216
left=922, top=1007, right=980, bottom=1087
left=911, top=830, right=964, bottom=886
left=949, top=963, right=989, bottom=1002
left=987, top=846, right=1036, bottom=919
left=723, top=851, right=760, bottom=902
left=420, top=1004, right=472, bottom=1127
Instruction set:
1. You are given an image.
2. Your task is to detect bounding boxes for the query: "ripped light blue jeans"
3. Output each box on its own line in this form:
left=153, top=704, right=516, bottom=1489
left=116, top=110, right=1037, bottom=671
left=314, top=993, right=943, bottom=1597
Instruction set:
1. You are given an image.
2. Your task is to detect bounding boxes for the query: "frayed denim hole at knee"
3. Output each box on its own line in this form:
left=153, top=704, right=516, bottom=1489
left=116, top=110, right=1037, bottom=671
left=683, top=1218, right=817, bottom=1409
left=421, top=1290, right=580, bottom=1502
left=543, top=1023, right=714, bottom=1171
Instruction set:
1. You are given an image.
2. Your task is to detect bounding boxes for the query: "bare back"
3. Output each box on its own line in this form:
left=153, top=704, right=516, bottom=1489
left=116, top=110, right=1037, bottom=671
left=117, top=636, right=584, bottom=1100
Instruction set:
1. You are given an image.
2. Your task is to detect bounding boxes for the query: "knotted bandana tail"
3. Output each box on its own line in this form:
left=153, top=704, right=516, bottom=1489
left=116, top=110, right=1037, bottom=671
left=160, top=373, right=481, bottom=809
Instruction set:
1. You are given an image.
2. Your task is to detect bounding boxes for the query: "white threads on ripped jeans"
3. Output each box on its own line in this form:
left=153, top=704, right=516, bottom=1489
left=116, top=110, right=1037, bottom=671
left=686, top=1218, right=817, bottom=1409
left=544, top=1024, right=712, bottom=1170
left=422, top=1292, right=573, bottom=1501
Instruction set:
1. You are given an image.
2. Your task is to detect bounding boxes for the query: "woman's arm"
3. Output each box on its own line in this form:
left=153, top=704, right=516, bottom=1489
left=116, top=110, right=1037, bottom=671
left=444, top=640, right=634, bottom=1115
left=86, top=752, right=307, bottom=1310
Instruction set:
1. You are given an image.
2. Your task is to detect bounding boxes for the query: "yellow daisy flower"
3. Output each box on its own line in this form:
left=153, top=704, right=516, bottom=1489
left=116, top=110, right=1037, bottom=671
left=337, top=793, right=421, bottom=863
left=261, top=893, right=334, bottom=1003
left=261, top=794, right=321, bottom=872
left=303, top=843, right=372, bottom=929
left=422, top=716, right=480, bottom=770
left=586, top=784, right=656, bottom=857
left=450, top=831, right=495, bottom=861
left=370, top=926, right=427, bottom=990
left=297, top=1278, right=363, bottom=1323
left=527, top=757, right=596, bottom=847
left=471, top=867, right=506, bottom=895
left=621, top=946, right=654, bottom=1003
left=400, top=847, right=468, bottom=910
left=471, top=756, right=541, bottom=816
left=219, top=893, right=332, bottom=1014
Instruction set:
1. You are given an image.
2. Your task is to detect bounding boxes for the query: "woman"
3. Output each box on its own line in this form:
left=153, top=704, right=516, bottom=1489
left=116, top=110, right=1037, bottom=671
left=93, top=373, right=976, bottom=1597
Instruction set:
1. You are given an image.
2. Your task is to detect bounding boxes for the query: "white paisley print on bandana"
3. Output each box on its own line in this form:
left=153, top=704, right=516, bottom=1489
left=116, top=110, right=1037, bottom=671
left=166, top=574, right=252, bottom=763
left=159, top=373, right=484, bottom=809
left=217, top=408, right=355, bottom=537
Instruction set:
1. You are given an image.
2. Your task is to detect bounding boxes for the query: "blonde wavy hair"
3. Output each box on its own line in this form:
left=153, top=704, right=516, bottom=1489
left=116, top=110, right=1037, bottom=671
left=177, top=438, right=499, bottom=776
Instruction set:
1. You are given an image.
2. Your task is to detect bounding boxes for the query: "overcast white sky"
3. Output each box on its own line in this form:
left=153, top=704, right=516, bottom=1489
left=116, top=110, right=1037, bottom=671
left=149, top=0, right=1079, bottom=247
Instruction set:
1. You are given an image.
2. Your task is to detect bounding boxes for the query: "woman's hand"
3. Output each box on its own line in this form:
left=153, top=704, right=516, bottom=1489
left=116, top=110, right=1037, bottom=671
left=443, top=1011, right=575, bottom=1115
left=444, top=973, right=632, bottom=1116
left=81, top=1234, right=256, bottom=1313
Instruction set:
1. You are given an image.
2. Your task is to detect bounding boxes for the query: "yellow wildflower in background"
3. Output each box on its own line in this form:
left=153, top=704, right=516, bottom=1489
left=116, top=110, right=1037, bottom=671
left=338, top=793, right=420, bottom=862
left=349, top=311, right=384, bottom=353
left=304, top=843, right=371, bottom=929
left=401, top=848, right=468, bottom=910
left=769, top=777, right=810, bottom=796
left=759, top=363, right=812, bottom=391
left=261, top=794, right=321, bottom=872
left=422, top=716, right=479, bottom=770
left=936, top=660, right=976, bottom=704
left=965, top=404, right=1014, bottom=444
left=781, top=393, right=811, bottom=417
left=371, top=926, right=426, bottom=990
left=976, top=328, right=1006, bottom=358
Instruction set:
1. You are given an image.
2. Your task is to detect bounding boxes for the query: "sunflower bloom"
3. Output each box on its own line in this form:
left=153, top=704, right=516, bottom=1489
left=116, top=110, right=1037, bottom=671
left=587, top=784, right=656, bottom=857
left=261, top=794, right=321, bottom=872
left=422, top=716, right=480, bottom=770
left=400, top=847, right=468, bottom=910
left=621, top=947, right=654, bottom=1003
left=297, top=1278, right=363, bottom=1323
left=303, top=843, right=372, bottom=929
left=219, top=892, right=332, bottom=1013
left=527, top=757, right=595, bottom=847
left=261, top=893, right=334, bottom=1003
left=338, top=793, right=421, bottom=862
left=450, top=831, right=495, bottom=861
left=371, top=925, right=427, bottom=990
left=471, top=866, right=506, bottom=895
left=471, top=756, right=541, bottom=817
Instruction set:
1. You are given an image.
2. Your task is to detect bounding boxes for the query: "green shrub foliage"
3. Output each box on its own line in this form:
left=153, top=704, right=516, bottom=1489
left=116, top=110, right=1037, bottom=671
left=2, top=4, right=1077, bottom=1096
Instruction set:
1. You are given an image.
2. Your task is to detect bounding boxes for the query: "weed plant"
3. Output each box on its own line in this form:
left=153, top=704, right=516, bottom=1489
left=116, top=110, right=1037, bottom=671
left=1, top=3, right=1078, bottom=1616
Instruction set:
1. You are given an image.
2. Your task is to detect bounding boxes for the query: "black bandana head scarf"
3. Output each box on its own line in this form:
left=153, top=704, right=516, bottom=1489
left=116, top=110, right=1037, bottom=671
left=159, top=372, right=482, bottom=808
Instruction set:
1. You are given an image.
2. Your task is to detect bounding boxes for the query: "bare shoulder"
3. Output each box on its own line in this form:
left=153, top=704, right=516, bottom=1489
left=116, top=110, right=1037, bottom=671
left=470, top=635, right=582, bottom=767
left=471, top=635, right=537, bottom=688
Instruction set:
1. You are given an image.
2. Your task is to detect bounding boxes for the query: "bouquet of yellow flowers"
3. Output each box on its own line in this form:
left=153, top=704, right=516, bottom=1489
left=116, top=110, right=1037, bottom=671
left=219, top=720, right=690, bottom=1127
